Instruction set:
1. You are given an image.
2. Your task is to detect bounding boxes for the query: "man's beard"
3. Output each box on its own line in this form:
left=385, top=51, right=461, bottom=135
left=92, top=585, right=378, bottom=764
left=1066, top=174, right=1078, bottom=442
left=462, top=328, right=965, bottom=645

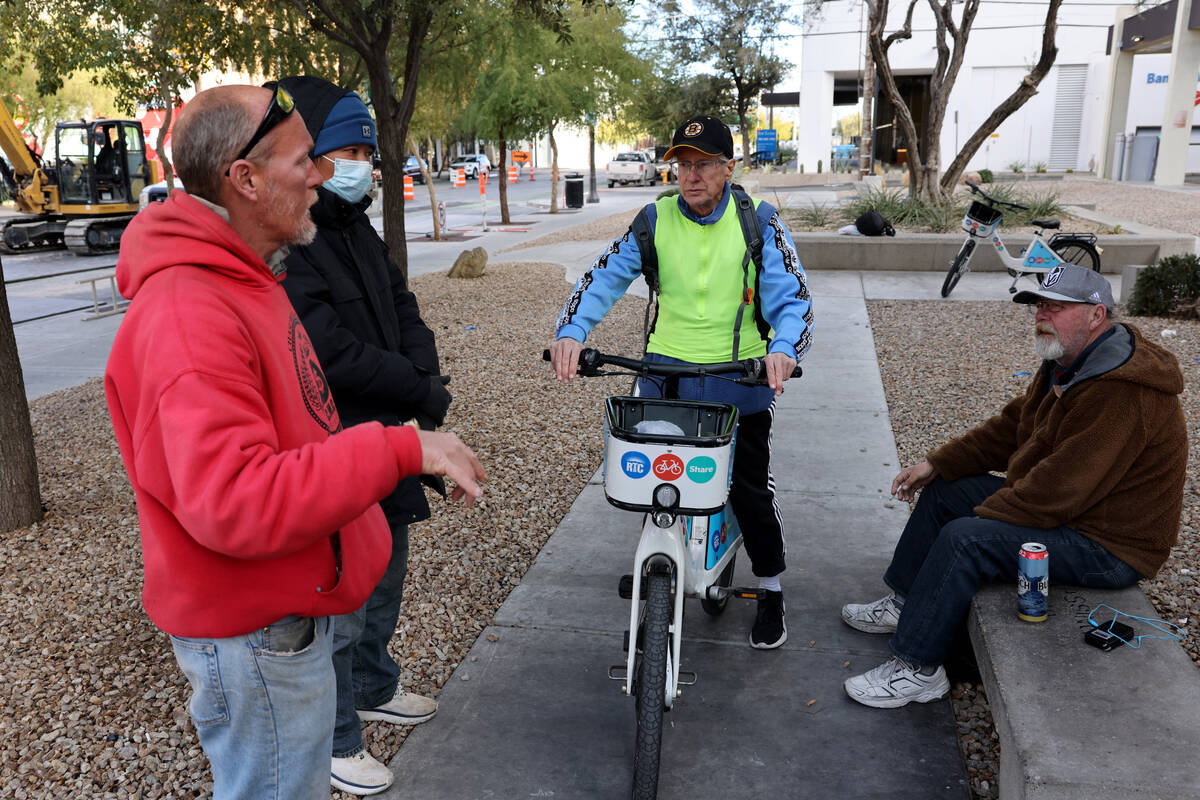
left=1034, top=322, right=1065, bottom=361
left=265, top=179, right=317, bottom=247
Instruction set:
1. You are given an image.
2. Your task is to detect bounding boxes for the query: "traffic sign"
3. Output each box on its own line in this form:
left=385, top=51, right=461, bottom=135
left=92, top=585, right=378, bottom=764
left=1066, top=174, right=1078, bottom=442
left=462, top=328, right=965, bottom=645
left=756, top=128, right=777, bottom=158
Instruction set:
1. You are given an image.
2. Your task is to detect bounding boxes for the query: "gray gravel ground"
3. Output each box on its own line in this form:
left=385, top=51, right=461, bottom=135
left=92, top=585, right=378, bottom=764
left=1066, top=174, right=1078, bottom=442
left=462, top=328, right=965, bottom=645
left=1016, top=175, right=1200, bottom=236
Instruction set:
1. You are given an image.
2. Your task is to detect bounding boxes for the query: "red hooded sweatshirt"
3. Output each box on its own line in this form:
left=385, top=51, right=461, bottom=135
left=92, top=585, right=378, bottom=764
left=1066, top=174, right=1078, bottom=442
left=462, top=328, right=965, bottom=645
left=105, top=191, right=422, bottom=638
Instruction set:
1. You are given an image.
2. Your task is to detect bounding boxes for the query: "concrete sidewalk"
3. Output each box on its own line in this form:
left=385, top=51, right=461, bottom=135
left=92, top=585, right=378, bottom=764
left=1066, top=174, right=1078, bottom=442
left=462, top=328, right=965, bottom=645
left=380, top=267, right=971, bottom=799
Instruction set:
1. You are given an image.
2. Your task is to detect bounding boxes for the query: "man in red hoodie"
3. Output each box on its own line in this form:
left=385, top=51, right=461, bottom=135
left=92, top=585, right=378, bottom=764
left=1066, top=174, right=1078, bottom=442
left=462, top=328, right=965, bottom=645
left=104, top=84, right=485, bottom=800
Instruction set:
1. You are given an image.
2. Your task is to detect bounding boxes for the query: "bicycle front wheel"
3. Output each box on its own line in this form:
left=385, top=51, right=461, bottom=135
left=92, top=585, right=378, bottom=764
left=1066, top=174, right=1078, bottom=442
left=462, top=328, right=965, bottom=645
left=941, top=239, right=976, bottom=298
left=1047, top=240, right=1101, bottom=282
left=632, top=571, right=672, bottom=800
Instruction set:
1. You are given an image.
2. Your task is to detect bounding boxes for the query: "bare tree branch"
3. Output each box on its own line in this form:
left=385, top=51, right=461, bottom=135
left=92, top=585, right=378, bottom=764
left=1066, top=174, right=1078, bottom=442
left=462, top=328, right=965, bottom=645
left=939, top=0, right=1060, bottom=193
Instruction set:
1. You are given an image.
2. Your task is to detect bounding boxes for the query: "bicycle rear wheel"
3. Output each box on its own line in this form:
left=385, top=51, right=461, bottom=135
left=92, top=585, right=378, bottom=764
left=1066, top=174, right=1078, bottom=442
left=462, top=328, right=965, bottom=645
left=1046, top=240, right=1101, bottom=282
left=941, top=239, right=976, bottom=298
left=632, top=571, right=672, bottom=800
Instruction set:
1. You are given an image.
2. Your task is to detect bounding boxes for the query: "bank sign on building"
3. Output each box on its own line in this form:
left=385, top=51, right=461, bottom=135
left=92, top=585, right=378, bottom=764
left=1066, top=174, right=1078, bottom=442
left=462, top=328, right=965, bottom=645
left=794, top=1, right=1197, bottom=177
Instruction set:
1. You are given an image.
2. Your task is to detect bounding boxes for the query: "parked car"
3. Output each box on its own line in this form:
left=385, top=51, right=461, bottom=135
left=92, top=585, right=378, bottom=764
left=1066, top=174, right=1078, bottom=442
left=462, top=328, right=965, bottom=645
left=403, top=155, right=427, bottom=184
left=605, top=151, right=659, bottom=187
left=448, top=153, right=491, bottom=179
left=138, top=179, right=183, bottom=211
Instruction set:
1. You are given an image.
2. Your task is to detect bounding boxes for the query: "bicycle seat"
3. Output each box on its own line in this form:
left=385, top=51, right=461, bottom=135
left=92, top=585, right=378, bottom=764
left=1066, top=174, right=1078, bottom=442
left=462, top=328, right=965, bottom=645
left=1032, top=218, right=1060, bottom=229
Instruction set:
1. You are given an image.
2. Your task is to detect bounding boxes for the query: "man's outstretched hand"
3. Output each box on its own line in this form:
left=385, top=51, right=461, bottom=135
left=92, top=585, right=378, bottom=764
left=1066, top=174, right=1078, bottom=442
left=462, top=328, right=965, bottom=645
left=416, top=430, right=487, bottom=505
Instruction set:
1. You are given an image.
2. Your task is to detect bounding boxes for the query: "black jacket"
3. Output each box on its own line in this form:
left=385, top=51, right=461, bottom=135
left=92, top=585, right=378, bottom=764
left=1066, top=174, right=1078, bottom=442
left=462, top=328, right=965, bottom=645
left=282, top=187, right=444, bottom=524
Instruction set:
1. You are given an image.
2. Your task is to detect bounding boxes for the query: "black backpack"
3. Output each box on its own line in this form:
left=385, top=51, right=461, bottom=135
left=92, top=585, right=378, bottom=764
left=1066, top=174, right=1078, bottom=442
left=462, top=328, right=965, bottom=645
left=629, top=187, right=770, bottom=359
left=855, top=210, right=896, bottom=236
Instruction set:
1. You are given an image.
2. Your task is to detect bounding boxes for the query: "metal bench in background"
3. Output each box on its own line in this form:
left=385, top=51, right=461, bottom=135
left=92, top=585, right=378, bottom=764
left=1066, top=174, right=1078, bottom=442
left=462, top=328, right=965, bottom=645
left=79, top=272, right=128, bottom=320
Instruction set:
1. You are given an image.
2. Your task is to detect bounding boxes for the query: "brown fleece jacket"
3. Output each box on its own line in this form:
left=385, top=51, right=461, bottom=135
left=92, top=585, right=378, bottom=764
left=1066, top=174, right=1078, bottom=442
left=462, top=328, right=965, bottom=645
left=927, top=323, right=1186, bottom=578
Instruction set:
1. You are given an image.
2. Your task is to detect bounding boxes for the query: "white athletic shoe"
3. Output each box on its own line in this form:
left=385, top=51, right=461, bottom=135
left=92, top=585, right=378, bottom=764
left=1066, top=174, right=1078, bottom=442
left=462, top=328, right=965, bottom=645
left=844, top=657, right=950, bottom=709
left=330, top=750, right=394, bottom=796
left=356, top=687, right=438, bottom=725
left=841, top=593, right=903, bottom=634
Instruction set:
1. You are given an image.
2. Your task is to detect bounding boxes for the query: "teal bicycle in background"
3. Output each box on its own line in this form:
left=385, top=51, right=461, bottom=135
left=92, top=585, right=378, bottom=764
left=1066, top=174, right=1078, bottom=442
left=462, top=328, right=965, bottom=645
left=941, top=181, right=1101, bottom=298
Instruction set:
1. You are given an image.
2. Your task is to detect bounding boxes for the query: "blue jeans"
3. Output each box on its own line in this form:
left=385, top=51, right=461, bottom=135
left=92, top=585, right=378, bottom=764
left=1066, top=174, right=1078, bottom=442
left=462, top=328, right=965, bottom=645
left=331, top=522, right=409, bottom=757
left=883, top=474, right=1141, bottom=667
left=170, top=615, right=335, bottom=800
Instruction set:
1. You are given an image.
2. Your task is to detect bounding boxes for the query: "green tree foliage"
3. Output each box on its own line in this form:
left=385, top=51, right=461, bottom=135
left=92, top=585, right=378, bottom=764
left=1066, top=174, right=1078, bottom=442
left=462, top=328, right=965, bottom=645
left=273, top=0, right=576, bottom=276
left=605, top=68, right=735, bottom=146
left=0, top=66, right=120, bottom=156
left=1, top=0, right=282, bottom=188
left=671, top=0, right=795, bottom=162
left=464, top=1, right=638, bottom=219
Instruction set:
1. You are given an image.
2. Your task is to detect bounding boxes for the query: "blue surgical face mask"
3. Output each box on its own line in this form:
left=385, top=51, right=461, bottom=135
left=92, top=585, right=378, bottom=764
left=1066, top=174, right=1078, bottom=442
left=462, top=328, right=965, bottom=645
left=322, top=156, right=374, bottom=203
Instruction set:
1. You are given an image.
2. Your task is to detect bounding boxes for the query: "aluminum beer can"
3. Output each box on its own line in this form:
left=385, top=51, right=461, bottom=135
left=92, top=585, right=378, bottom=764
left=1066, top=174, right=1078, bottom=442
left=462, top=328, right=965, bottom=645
left=1017, top=542, right=1049, bottom=622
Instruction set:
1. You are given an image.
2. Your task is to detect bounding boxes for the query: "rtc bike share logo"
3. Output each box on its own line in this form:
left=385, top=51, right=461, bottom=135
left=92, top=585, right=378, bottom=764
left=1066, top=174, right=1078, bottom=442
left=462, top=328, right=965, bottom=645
left=652, top=454, right=685, bottom=481
left=711, top=520, right=728, bottom=551
left=621, top=451, right=650, bottom=479
left=686, top=456, right=717, bottom=484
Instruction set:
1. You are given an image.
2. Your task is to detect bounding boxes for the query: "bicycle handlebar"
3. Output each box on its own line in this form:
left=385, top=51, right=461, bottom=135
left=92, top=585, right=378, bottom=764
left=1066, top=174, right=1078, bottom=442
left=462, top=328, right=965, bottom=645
left=541, top=348, right=802, bottom=383
left=965, top=180, right=1029, bottom=211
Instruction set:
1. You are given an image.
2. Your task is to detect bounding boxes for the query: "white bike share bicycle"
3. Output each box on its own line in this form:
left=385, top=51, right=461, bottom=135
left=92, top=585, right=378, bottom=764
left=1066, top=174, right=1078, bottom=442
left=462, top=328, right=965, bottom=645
left=544, top=347, right=800, bottom=800
left=940, top=181, right=1101, bottom=298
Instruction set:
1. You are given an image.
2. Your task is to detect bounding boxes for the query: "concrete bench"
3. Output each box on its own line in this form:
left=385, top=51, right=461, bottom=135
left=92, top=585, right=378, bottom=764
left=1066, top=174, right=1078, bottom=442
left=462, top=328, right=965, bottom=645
left=969, top=584, right=1200, bottom=800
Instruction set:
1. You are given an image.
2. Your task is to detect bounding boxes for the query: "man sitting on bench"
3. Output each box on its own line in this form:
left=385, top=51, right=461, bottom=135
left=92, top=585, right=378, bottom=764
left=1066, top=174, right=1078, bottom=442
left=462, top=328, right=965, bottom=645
left=841, top=265, right=1187, bottom=708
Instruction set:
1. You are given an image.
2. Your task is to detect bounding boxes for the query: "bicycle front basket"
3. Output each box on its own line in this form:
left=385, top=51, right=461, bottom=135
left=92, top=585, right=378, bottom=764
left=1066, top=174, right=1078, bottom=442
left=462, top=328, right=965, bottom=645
left=602, top=396, right=736, bottom=515
left=962, top=200, right=1002, bottom=237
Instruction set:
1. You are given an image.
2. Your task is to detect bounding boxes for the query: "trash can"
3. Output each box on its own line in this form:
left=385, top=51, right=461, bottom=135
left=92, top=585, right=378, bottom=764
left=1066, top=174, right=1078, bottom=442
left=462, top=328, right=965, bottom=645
left=564, top=173, right=584, bottom=209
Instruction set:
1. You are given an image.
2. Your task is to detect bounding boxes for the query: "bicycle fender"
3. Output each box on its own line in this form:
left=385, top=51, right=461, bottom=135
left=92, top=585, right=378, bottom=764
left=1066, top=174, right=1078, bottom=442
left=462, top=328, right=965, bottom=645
left=626, top=518, right=687, bottom=708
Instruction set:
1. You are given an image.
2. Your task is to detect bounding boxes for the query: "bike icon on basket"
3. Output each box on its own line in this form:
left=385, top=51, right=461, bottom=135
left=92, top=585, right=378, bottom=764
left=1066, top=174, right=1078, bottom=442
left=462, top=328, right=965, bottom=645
left=940, top=181, right=1102, bottom=298
left=543, top=347, right=801, bottom=800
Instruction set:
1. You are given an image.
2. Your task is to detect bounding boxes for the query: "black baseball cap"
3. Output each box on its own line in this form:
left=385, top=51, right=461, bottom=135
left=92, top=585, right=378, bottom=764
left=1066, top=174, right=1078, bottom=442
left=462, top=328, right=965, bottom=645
left=663, top=115, right=734, bottom=161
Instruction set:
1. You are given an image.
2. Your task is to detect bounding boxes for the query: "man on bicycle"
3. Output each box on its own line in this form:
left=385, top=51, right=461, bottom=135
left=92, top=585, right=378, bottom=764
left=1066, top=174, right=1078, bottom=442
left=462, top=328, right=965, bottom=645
left=550, top=114, right=813, bottom=649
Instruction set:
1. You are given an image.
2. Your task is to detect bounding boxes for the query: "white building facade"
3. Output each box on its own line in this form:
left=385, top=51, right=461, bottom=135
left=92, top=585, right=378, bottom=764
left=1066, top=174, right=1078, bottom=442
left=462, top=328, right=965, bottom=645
left=794, top=1, right=1191, bottom=177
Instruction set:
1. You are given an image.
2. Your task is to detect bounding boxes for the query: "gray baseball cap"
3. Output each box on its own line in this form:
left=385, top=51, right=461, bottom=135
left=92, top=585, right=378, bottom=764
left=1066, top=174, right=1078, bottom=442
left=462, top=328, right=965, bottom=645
left=1012, top=264, right=1115, bottom=310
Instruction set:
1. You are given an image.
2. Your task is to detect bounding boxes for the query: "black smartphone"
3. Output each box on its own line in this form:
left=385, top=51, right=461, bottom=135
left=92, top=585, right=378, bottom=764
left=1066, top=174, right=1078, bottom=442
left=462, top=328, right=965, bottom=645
left=1084, top=619, right=1136, bottom=651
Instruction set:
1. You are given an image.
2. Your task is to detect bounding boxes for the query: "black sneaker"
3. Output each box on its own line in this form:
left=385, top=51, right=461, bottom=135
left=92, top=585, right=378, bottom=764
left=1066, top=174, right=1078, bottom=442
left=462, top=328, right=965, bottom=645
left=750, top=590, right=787, bottom=649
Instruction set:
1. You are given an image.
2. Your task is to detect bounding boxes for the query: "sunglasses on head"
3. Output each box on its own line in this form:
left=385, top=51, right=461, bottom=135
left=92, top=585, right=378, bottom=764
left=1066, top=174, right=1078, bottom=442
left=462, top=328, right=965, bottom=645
left=225, top=84, right=295, bottom=176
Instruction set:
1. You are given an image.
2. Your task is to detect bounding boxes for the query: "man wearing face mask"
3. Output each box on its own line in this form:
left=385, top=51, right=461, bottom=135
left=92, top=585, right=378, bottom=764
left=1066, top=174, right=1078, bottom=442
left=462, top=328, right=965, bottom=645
left=276, top=76, right=450, bottom=796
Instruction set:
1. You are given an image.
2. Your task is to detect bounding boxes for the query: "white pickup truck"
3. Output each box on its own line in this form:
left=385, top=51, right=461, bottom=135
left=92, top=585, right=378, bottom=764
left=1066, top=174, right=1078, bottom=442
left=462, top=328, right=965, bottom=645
left=605, top=152, right=661, bottom=187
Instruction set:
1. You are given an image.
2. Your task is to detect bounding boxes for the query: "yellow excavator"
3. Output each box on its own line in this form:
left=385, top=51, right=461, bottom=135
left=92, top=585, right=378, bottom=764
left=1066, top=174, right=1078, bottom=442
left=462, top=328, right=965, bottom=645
left=0, top=100, right=160, bottom=255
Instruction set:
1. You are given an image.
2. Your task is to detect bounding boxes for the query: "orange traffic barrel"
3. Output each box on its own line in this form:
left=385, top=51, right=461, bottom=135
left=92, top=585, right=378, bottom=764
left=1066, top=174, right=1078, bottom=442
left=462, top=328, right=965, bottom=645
left=454, top=168, right=465, bottom=187
left=508, top=165, right=518, bottom=183
left=403, top=175, right=414, bottom=200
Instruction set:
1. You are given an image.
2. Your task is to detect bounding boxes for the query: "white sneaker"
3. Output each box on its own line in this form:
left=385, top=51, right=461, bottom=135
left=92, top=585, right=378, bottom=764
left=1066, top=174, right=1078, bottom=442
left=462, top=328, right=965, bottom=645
left=357, top=687, right=438, bottom=725
left=844, top=657, right=950, bottom=708
left=330, top=750, right=393, bottom=796
left=841, top=593, right=903, bottom=634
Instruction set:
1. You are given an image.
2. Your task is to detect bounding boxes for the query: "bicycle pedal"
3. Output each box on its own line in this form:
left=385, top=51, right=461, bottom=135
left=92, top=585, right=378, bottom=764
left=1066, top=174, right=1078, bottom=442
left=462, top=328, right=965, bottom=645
left=731, top=587, right=765, bottom=600
left=618, top=574, right=645, bottom=599
left=677, top=671, right=698, bottom=686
